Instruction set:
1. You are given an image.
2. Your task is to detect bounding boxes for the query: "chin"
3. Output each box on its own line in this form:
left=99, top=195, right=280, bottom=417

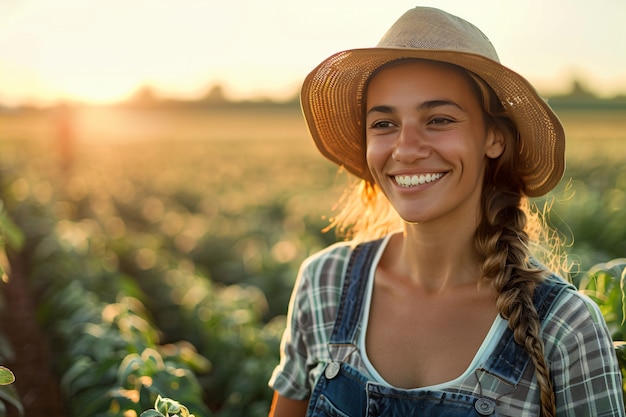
left=398, top=213, right=426, bottom=225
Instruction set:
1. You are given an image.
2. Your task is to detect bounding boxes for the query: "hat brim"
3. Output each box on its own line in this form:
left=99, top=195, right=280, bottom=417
left=301, top=48, right=565, bottom=197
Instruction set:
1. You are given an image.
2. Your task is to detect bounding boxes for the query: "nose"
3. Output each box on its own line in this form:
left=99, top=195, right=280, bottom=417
left=392, top=125, right=430, bottom=163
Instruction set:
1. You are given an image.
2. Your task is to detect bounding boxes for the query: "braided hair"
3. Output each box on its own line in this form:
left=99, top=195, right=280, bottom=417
left=470, top=71, right=558, bottom=417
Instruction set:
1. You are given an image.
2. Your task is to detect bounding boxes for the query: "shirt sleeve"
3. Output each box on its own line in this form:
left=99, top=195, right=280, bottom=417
left=545, top=289, right=626, bottom=416
left=268, top=243, right=350, bottom=400
left=268, top=259, right=316, bottom=400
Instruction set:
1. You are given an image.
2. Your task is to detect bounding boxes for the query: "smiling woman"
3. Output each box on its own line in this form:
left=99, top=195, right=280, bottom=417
left=268, top=6, right=625, bottom=417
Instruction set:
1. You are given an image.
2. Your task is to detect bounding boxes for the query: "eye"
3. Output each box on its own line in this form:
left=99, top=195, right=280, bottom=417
left=429, top=117, right=454, bottom=125
left=370, top=120, right=396, bottom=129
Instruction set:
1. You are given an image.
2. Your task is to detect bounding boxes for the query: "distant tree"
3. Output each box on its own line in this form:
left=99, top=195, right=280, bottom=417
left=201, top=84, right=228, bottom=104
left=127, top=85, right=160, bottom=107
left=567, top=79, right=597, bottom=99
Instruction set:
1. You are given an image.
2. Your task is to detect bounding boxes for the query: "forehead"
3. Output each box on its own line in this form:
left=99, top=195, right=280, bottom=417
left=365, top=59, right=482, bottom=106
left=369, top=58, right=474, bottom=87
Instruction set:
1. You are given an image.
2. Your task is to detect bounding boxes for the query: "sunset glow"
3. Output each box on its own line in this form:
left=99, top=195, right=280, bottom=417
left=1, top=0, right=625, bottom=105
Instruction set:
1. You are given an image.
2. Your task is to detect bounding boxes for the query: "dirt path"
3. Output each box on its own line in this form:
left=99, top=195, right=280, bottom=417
left=1, top=249, right=66, bottom=416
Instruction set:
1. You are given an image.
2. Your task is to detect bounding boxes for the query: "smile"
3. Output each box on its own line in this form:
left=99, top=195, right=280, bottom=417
left=394, top=173, right=444, bottom=187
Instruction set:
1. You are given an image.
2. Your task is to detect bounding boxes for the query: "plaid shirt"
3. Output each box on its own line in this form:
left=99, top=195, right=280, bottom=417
left=269, top=237, right=625, bottom=416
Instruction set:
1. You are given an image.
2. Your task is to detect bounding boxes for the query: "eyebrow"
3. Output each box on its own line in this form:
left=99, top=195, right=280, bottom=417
left=366, top=100, right=464, bottom=116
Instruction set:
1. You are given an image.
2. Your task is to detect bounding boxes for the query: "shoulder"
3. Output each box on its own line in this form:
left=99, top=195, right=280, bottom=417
left=298, top=237, right=386, bottom=293
left=539, top=273, right=614, bottom=355
left=289, top=241, right=356, bottom=324
left=293, top=238, right=386, bottom=322
left=538, top=276, right=624, bottom=414
left=541, top=274, right=604, bottom=326
left=299, top=240, right=355, bottom=283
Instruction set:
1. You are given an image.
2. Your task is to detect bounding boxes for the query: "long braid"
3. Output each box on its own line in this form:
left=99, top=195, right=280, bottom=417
left=476, top=188, right=555, bottom=417
left=466, top=70, right=557, bottom=416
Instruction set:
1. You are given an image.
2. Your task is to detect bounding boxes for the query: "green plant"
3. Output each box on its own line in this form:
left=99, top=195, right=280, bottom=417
left=140, top=395, right=195, bottom=417
left=0, top=186, right=211, bottom=417
left=577, top=258, right=626, bottom=340
left=0, top=199, right=25, bottom=417
left=0, top=367, right=14, bottom=385
left=0, top=366, right=23, bottom=417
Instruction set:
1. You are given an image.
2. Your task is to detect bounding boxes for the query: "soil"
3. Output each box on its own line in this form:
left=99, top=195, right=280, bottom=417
left=0, top=249, right=67, bottom=416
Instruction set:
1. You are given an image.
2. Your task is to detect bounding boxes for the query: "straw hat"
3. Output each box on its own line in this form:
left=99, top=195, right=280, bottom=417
left=301, top=7, right=565, bottom=197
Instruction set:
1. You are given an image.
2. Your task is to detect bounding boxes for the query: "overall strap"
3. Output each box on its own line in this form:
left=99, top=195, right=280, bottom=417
left=484, top=275, right=575, bottom=384
left=329, top=239, right=385, bottom=345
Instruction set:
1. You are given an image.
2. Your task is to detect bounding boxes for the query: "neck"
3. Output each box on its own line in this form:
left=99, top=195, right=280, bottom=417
left=386, top=219, right=483, bottom=293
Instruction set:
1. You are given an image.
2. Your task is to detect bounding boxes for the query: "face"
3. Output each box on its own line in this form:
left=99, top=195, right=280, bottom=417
left=365, top=60, right=504, bottom=226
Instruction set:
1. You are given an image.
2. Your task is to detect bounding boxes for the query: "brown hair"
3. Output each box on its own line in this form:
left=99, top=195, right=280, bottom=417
left=326, top=63, right=567, bottom=417
left=470, top=71, right=561, bottom=417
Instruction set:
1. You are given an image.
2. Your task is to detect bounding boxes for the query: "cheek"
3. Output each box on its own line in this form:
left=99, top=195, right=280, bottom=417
left=365, top=138, right=386, bottom=170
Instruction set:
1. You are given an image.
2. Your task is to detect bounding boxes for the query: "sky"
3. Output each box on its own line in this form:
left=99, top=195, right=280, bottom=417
left=0, top=0, right=625, bottom=105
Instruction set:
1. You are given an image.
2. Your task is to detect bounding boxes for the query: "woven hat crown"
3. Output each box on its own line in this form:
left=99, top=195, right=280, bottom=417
left=301, top=7, right=565, bottom=197
left=377, top=7, right=499, bottom=61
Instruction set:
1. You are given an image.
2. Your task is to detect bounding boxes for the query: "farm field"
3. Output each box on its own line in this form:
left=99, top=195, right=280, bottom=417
left=2, top=105, right=624, bottom=267
left=0, top=105, right=625, bottom=416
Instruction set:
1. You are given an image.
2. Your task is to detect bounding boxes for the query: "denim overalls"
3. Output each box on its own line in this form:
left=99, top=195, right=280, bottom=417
left=306, top=239, right=572, bottom=417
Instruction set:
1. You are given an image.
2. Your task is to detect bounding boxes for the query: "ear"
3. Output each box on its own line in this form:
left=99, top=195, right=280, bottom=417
left=485, top=126, right=505, bottom=159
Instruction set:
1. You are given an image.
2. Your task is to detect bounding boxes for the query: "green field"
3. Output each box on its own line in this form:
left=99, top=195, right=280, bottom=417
left=0, top=106, right=625, bottom=416
left=2, top=105, right=624, bottom=266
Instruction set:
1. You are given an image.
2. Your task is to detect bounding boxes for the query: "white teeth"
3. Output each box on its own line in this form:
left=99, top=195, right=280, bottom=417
left=394, top=173, right=444, bottom=187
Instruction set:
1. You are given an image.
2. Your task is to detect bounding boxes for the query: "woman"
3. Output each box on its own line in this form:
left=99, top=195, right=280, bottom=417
left=268, top=7, right=624, bottom=417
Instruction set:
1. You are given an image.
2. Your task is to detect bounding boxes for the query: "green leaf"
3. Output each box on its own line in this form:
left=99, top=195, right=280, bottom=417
left=621, top=267, right=626, bottom=326
left=0, top=367, right=15, bottom=385
left=139, top=411, right=165, bottom=417
left=153, top=395, right=193, bottom=417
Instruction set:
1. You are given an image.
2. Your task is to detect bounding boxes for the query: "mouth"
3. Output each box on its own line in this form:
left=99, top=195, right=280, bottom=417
left=393, top=172, right=445, bottom=188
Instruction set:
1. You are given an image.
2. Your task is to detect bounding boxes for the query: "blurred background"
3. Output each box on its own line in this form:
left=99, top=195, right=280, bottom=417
left=0, top=0, right=625, bottom=416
